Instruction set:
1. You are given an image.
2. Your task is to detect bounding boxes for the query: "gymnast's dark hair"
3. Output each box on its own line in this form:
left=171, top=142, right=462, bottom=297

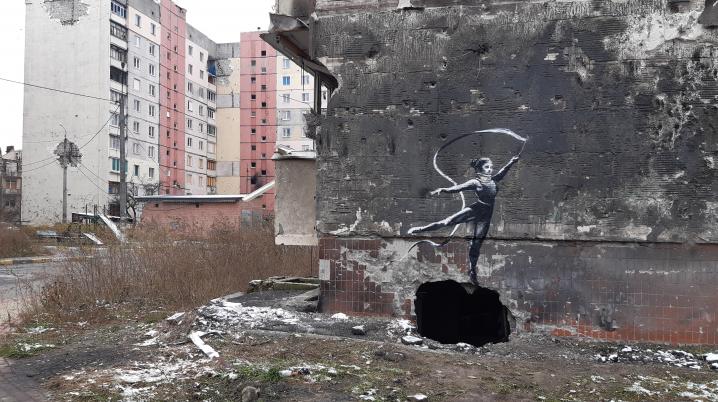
left=470, top=157, right=492, bottom=171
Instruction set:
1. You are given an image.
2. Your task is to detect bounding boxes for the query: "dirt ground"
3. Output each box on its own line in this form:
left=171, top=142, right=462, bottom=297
left=2, top=295, right=718, bottom=401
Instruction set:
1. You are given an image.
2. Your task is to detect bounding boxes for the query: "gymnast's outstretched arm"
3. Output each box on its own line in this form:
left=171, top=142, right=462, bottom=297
left=431, top=179, right=480, bottom=195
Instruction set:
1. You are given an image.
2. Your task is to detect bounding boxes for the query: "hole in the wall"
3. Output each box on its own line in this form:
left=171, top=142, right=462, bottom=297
left=415, top=280, right=511, bottom=347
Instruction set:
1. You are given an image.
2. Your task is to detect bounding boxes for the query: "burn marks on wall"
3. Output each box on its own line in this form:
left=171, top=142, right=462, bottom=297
left=43, top=0, right=89, bottom=26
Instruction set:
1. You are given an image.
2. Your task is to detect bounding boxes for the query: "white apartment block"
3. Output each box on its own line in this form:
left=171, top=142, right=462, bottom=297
left=276, top=57, right=316, bottom=151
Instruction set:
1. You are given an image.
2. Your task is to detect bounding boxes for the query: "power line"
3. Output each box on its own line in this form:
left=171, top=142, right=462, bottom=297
left=77, top=163, right=110, bottom=195
left=0, top=76, right=117, bottom=104
left=22, top=158, right=59, bottom=174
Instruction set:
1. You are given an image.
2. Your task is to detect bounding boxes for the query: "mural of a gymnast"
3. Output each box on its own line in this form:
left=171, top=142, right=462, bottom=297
left=408, top=129, right=527, bottom=285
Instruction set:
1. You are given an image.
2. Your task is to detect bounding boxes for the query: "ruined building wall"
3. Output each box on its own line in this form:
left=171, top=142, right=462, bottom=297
left=312, top=0, right=718, bottom=343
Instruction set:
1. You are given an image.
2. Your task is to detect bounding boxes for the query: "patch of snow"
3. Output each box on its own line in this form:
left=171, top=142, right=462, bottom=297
left=331, top=313, right=349, bottom=320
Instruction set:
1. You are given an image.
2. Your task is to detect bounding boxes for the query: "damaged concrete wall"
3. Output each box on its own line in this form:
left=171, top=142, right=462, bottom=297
left=310, top=0, right=718, bottom=343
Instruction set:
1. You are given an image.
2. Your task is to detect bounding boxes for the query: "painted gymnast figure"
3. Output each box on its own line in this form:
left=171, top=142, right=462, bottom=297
left=408, top=151, right=522, bottom=285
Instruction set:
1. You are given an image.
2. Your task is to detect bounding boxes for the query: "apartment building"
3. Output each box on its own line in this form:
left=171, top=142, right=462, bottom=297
left=0, top=147, right=22, bottom=222
left=23, top=0, right=317, bottom=223
left=276, top=57, right=315, bottom=151
left=237, top=32, right=276, bottom=208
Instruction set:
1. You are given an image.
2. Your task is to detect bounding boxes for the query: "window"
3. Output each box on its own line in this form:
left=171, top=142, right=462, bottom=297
left=282, top=127, right=291, bottom=138
left=199, top=158, right=204, bottom=169
left=188, top=45, right=193, bottom=55
left=261, top=118, right=267, bottom=125
left=199, top=176, right=204, bottom=186
left=207, top=125, right=216, bottom=136
left=187, top=119, right=193, bottom=129
left=199, top=123, right=204, bottom=133
left=250, top=111, right=256, bottom=118
left=261, top=102, right=267, bottom=108
left=132, top=56, right=140, bottom=69
left=134, top=165, right=140, bottom=176
left=150, top=23, right=156, bottom=35
left=199, top=105, right=204, bottom=116
left=149, top=167, right=155, bottom=178
left=148, top=105, right=155, bottom=117
left=110, top=135, right=120, bottom=149
left=251, top=128, right=256, bottom=134
left=149, top=44, right=155, bottom=56
left=110, top=45, right=126, bottom=62
left=281, top=111, right=291, bottom=121
left=251, top=145, right=256, bottom=151
left=111, top=113, right=119, bottom=127
left=132, top=120, right=140, bottom=132
left=200, top=52, right=204, bottom=61
left=133, top=143, right=142, bottom=154
left=111, top=1, right=126, bottom=18
left=207, top=91, right=216, bottom=102
left=251, top=60, right=256, bottom=66
left=251, top=94, right=257, bottom=100
left=250, top=162, right=256, bottom=168
left=261, top=50, right=267, bottom=56
left=198, top=141, right=203, bottom=151
left=110, top=90, right=124, bottom=103
left=261, top=170, right=267, bottom=176
left=148, top=126, right=155, bottom=138
left=133, top=99, right=140, bottom=112
left=207, top=108, right=215, bottom=119
left=282, top=76, right=291, bottom=86
left=186, top=155, right=193, bottom=167
left=111, top=158, right=121, bottom=172
left=187, top=137, right=193, bottom=147
left=198, top=88, right=204, bottom=98
left=261, top=136, right=267, bottom=142
left=200, top=70, right=204, bottom=79
left=208, top=144, right=215, bottom=154
left=302, top=93, right=310, bottom=102
left=135, top=36, right=141, bottom=47
left=133, top=78, right=141, bottom=91
left=148, top=146, right=155, bottom=158
left=187, top=101, right=193, bottom=112
left=283, top=58, right=290, bottom=68
left=188, top=64, right=193, bottom=74
left=302, top=75, right=310, bottom=85
left=282, top=94, right=290, bottom=103
left=149, top=84, right=156, bottom=97
left=135, top=14, right=141, bottom=27
left=110, top=21, right=127, bottom=40
left=149, top=64, right=155, bottom=76
left=187, top=82, right=193, bottom=94
left=110, top=66, right=126, bottom=84
left=261, top=67, right=267, bottom=73
left=251, top=77, right=256, bottom=84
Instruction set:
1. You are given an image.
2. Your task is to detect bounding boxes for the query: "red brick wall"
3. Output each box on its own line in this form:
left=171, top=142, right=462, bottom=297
left=318, top=236, right=718, bottom=345
left=140, top=198, right=270, bottom=233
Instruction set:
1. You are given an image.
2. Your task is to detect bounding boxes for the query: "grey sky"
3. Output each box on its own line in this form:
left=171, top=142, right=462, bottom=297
left=0, top=0, right=274, bottom=154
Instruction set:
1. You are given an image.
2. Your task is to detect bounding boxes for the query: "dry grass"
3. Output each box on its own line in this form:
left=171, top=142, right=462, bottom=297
left=20, top=219, right=317, bottom=325
left=0, top=224, right=41, bottom=259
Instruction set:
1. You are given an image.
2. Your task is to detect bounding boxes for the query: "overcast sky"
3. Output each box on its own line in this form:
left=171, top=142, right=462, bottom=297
left=0, top=0, right=274, bottom=155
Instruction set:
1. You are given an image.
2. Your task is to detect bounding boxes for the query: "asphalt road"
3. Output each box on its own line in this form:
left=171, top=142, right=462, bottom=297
left=0, top=262, right=58, bottom=323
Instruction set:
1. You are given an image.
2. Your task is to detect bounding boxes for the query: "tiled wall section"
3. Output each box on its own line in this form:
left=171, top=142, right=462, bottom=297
left=319, top=237, right=718, bottom=345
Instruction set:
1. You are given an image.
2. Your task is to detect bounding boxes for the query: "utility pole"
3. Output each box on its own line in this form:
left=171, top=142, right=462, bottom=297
left=54, top=130, right=81, bottom=223
left=119, top=74, right=128, bottom=221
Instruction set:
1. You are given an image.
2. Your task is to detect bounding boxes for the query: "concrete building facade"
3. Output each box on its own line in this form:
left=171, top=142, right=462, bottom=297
left=276, top=56, right=315, bottom=151
left=0, top=147, right=22, bottom=222
left=267, top=0, right=718, bottom=345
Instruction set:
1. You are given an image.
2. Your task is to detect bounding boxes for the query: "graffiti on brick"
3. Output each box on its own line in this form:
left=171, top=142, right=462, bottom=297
left=408, top=129, right=527, bottom=284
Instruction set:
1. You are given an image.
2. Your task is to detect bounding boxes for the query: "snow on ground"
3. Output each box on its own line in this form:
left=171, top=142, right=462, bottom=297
left=595, top=345, right=717, bottom=370
left=195, top=299, right=306, bottom=330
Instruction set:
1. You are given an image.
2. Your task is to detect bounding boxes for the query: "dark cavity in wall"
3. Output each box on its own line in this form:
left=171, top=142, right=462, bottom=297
left=415, top=280, right=511, bottom=347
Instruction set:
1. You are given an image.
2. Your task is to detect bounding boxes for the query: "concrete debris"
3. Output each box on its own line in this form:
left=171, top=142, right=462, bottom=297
left=188, top=331, right=219, bottom=359
left=165, top=312, right=185, bottom=325
left=705, top=352, right=718, bottom=363
left=331, top=313, right=349, bottom=320
left=408, top=394, right=428, bottom=401
left=241, top=386, right=260, bottom=402
left=712, top=363, right=718, bottom=371
left=352, top=325, right=366, bottom=335
left=279, top=367, right=311, bottom=377
left=401, top=336, right=423, bottom=346
left=278, top=288, right=320, bottom=313
left=247, top=277, right=319, bottom=293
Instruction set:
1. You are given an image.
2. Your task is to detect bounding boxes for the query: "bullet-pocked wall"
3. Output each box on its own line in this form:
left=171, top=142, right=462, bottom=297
left=312, top=0, right=718, bottom=344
